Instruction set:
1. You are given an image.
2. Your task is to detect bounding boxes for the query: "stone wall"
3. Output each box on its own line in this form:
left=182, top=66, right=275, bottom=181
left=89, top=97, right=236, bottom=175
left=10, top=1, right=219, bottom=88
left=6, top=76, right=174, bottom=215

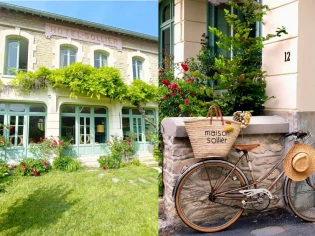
left=160, top=116, right=289, bottom=231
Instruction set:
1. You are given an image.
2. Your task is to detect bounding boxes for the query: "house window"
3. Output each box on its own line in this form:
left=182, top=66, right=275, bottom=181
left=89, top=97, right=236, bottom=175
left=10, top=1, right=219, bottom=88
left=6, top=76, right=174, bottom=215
left=60, top=105, right=108, bottom=146
left=122, top=108, right=156, bottom=152
left=0, top=103, right=46, bottom=148
left=132, top=58, right=143, bottom=80
left=94, top=51, right=108, bottom=68
left=207, top=0, right=261, bottom=57
left=60, top=45, right=77, bottom=68
left=159, top=0, right=174, bottom=66
left=5, top=36, right=28, bottom=75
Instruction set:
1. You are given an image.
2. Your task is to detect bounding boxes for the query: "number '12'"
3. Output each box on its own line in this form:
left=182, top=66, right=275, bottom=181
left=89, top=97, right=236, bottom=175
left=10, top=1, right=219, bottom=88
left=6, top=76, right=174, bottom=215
left=285, top=52, right=290, bottom=62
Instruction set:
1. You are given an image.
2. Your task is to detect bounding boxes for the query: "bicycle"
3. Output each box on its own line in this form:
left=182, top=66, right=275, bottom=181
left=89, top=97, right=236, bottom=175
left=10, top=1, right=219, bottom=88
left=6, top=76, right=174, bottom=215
left=173, top=130, right=315, bottom=233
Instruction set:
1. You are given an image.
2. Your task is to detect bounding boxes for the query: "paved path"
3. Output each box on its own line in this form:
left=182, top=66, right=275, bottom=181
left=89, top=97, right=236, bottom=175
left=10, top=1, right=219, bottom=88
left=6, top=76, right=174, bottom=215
left=170, top=209, right=315, bottom=236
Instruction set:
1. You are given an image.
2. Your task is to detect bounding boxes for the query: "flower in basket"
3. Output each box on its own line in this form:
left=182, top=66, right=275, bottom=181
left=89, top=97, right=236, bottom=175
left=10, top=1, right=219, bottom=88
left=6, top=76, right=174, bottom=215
left=233, top=111, right=252, bottom=129
left=225, top=125, right=234, bottom=133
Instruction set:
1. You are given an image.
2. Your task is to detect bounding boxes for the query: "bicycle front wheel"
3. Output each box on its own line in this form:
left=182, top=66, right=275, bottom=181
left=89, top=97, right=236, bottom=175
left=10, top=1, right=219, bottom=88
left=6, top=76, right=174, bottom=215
left=174, top=160, right=248, bottom=233
left=286, top=172, right=315, bottom=221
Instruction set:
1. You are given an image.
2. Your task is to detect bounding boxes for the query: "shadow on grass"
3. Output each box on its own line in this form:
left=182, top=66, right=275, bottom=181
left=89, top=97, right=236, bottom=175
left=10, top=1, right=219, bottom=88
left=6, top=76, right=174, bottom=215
left=0, top=184, right=79, bottom=235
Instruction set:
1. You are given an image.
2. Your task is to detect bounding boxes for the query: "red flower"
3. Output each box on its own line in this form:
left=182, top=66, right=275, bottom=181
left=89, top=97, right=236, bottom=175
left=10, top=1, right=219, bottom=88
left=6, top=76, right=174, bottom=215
left=170, top=84, right=178, bottom=90
left=181, top=63, right=188, bottom=72
left=170, top=93, right=176, bottom=97
left=21, top=163, right=26, bottom=167
left=60, top=141, right=64, bottom=145
left=162, top=96, right=167, bottom=100
left=103, top=166, right=107, bottom=170
left=43, top=161, right=47, bottom=165
left=9, top=126, right=13, bottom=131
left=37, top=142, right=40, bottom=144
left=187, top=78, right=194, bottom=84
left=13, top=165, right=17, bottom=168
left=162, top=79, right=170, bottom=86
left=53, top=140, right=57, bottom=145
left=184, top=98, right=189, bottom=105
left=33, top=170, right=39, bottom=176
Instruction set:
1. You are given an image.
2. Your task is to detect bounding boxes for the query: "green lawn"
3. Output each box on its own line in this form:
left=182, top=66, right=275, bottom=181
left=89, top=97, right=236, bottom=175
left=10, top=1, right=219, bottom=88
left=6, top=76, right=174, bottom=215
left=0, top=165, right=158, bottom=236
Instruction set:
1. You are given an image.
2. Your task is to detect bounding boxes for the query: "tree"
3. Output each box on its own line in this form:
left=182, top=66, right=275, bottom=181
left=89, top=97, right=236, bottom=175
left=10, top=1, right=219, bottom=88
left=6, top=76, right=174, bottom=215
left=210, top=0, right=287, bottom=115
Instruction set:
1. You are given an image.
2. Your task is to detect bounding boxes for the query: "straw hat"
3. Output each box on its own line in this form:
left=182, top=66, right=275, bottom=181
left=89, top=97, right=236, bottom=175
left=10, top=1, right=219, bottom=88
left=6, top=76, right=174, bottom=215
left=283, top=144, right=315, bottom=181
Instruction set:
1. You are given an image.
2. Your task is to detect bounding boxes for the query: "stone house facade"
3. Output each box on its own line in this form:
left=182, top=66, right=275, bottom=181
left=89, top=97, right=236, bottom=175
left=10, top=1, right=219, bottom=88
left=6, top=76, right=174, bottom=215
left=0, top=3, right=158, bottom=164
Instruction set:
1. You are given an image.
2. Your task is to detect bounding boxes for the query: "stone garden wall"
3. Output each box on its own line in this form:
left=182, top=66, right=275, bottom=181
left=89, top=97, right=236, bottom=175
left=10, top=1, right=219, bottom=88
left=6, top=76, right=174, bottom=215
left=160, top=116, right=289, bottom=231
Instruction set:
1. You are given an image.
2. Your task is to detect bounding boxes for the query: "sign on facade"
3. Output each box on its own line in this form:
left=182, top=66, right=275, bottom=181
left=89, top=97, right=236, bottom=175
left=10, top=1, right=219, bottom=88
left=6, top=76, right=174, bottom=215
left=45, top=23, right=122, bottom=50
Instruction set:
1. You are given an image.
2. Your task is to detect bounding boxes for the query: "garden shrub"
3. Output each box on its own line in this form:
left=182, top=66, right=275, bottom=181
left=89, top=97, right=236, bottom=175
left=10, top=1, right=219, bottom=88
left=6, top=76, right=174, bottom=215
left=29, top=136, right=72, bottom=159
left=53, top=156, right=82, bottom=172
left=0, top=159, right=10, bottom=192
left=13, top=158, right=51, bottom=176
left=153, top=147, right=162, bottom=166
left=98, top=135, right=136, bottom=169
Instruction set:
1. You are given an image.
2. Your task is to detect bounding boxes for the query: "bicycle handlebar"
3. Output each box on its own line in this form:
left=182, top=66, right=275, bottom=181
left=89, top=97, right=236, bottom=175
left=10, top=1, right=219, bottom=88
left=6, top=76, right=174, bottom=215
left=285, top=130, right=309, bottom=139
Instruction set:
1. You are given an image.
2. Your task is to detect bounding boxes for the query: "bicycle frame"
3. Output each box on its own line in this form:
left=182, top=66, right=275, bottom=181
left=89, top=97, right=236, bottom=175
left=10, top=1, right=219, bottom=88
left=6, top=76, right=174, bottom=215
left=214, top=150, right=286, bottom=198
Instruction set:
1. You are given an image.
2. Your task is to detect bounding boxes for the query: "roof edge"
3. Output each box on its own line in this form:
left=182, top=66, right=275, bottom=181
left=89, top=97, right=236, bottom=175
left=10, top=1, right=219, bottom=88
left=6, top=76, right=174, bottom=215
left=0, top=2, right=158, bottom=42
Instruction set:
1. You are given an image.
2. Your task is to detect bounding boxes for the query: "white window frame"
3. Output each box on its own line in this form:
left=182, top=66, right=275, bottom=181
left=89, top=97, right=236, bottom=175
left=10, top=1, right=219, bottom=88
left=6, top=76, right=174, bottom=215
left=60, top=45, right=77, bottom=68
left=53, top=39, right=82, bottom=69
left=132, top=58, right=143, bottom=80
left=127, top=51, right=151, bottom=84
left=89, top=45, right=115, bottom=68
left=94, top=51, right=108, bottom=68
left=0, top=28, right=36, bottom=79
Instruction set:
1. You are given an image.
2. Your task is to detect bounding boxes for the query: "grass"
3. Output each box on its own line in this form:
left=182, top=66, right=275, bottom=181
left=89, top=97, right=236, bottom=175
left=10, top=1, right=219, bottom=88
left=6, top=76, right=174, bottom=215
left=0, top=165, right=158, bottom=236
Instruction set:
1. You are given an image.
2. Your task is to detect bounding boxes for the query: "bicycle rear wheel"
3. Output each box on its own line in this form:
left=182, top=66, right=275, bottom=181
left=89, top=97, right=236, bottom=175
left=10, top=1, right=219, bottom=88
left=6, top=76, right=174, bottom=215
left=286, top=171, right=315, bottom=221
left=174, top=160, right=248, bottom=233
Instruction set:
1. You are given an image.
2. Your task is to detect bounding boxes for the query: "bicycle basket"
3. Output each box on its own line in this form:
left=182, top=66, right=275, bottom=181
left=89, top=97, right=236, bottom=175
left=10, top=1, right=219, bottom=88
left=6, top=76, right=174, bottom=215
left=184, top=105, right=241, bottom=158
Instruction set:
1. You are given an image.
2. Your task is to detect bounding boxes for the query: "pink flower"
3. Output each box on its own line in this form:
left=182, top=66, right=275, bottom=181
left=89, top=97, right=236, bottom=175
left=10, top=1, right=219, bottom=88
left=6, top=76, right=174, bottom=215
left=181, top=63, right=188, bottom=72
left=33, top=170, right=39, bottom=176
left=43, top=162, right=47, bottom=165
left=184, top=98, right=189, bottom=105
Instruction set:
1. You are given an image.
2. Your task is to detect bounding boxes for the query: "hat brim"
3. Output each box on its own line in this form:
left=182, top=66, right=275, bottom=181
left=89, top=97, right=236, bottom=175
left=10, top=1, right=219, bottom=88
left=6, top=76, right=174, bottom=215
left=283, top=144, right=315, bottom=181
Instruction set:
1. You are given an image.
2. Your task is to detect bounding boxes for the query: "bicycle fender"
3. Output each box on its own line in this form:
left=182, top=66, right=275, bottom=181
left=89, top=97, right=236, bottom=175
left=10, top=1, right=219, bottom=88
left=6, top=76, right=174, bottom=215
left=172, top=159, right=249, bottom=198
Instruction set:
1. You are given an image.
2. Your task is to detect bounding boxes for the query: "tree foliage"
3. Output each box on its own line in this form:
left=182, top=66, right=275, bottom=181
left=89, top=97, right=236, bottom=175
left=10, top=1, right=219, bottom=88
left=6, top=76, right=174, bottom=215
left=209, top=0, right=287, bottom=115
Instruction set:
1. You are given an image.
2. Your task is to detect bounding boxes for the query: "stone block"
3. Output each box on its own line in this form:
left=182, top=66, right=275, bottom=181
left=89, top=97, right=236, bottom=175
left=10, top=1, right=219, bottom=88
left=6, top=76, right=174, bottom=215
left=269, top=143, right=283, bottom=152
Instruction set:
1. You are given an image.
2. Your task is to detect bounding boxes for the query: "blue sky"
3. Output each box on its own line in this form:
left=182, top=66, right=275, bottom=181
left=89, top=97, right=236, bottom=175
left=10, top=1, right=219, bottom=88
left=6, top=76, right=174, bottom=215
left=1, top=1, right=158, bottom=37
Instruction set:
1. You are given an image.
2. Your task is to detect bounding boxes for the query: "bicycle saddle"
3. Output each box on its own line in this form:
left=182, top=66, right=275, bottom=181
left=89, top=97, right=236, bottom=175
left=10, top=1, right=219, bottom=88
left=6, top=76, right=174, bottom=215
left=233, top=144, right=260, bottom=151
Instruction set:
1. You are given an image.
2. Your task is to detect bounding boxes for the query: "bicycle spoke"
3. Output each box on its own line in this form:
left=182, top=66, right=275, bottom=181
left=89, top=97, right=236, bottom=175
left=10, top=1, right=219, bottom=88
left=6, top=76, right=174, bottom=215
left=175, top=161, right=247, bottom=233
left=214, top=199, right=243, bottom=209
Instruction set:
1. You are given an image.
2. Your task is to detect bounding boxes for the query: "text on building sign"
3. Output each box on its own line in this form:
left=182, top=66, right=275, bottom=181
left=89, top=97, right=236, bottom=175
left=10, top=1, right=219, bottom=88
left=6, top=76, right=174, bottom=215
left=45, top=23, right=122, bottom=50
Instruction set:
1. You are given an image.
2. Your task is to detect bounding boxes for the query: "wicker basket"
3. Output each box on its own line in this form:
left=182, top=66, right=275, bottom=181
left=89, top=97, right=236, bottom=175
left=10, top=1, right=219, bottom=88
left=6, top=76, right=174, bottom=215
left=184, top=105, right=241, bottom=158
